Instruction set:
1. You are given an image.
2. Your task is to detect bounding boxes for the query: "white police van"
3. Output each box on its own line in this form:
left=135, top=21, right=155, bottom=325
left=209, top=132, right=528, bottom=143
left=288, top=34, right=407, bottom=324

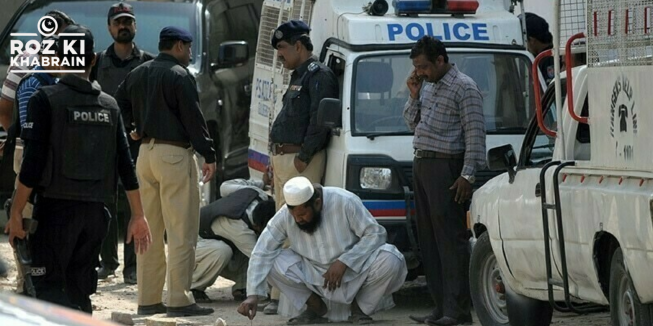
left=248, top=0, right=539, bottom=275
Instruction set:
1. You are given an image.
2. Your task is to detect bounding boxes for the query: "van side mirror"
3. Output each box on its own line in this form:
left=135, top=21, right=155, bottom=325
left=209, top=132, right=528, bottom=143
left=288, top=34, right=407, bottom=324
left=317, top=98, right=342, bottom=130
left=212, top=41, right=248, bottom=71
left=487, top=144, right=517, bottom=182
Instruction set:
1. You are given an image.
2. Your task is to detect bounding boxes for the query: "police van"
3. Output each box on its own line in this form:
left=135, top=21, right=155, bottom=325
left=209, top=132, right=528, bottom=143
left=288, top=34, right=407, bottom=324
left=248, top=0, right=539, bottom=273
left=0, top=0, right=264, bottom=208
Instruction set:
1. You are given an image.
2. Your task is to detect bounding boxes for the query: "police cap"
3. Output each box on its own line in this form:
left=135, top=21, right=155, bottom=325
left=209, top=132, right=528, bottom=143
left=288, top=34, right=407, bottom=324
left=159, top=26, right=193, bottom=43
left=108, top=2, right=136, bottom=23
left=271, top=20, right=311, bottom=49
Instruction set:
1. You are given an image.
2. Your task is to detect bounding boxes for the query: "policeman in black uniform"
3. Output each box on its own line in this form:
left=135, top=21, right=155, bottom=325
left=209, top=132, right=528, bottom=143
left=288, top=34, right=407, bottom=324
left=264, top=19, right=339, bottom=315
left=523, top=12, right=555, bottom=84
left=90, top=1, right=155, bottom=284
left=6, top=25, right=151, bottom=313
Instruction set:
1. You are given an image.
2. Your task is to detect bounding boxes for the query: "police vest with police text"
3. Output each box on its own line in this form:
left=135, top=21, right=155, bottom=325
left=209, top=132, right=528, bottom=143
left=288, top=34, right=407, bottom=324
left=38, top=81, right=120, bottom=202
left=199, top=188, right=260, bottom=240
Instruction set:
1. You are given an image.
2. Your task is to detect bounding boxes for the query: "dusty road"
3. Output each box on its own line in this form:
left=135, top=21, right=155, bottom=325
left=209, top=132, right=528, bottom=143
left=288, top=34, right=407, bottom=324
left=0, top=234, right=611, bottom=325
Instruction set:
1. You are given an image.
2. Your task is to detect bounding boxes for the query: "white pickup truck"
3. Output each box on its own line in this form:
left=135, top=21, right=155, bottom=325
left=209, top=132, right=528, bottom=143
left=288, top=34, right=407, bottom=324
left=468, top=1, right=653, bottom=326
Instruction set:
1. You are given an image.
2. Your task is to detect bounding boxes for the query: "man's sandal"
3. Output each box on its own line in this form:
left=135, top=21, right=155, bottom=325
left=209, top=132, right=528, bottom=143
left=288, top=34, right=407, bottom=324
left=287, top=310, right=328, bottom=325
left=348, top=313, right=374, bottom=325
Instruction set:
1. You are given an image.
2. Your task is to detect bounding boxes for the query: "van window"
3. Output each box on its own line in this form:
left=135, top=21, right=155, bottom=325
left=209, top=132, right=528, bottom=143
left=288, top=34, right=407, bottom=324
left=351, top=52, right=535, bottom=136
left=0, top=0, right=201, bottom=78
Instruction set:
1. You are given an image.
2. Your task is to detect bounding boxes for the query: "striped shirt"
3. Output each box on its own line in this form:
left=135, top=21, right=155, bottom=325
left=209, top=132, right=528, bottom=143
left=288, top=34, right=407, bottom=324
left=403, top=65, right=486, bottom=176
left=17, top=66, right=57, bottom=126
left=246, top=187, right=403, bottom=297
left=1, top=51, right=38, bottom=102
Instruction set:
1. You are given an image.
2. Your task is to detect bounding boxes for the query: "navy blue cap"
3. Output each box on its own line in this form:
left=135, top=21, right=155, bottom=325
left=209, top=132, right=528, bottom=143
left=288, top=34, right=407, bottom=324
left=159, top=26, right=193, bottom=42
left=271, top=20, right=311, bottom=49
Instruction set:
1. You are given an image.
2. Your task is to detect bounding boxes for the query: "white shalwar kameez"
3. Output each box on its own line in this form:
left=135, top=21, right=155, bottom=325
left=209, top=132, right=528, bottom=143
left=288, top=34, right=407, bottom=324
left=246, top=187, right=407, bottom=321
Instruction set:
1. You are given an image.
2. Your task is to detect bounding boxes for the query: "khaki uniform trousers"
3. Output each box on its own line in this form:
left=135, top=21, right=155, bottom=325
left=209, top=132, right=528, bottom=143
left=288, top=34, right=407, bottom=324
left=191, top=238, right=248, bottom=292
left=271, top=150, right=326, bottom=210
left=136, top=140, right=200, bottom=307
left=269, top=149, right=326, bottom=300
left=12, top=143, right=33, bottom=293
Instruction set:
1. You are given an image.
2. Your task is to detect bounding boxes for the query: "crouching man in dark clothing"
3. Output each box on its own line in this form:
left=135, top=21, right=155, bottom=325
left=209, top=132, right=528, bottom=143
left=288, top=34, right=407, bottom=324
left=5, top=25, right=151, bottom=313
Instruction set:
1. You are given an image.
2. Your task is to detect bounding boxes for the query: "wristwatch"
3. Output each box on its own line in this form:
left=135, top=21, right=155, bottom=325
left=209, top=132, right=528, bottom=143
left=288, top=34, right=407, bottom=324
left=461, top=174, right=476, bottom=184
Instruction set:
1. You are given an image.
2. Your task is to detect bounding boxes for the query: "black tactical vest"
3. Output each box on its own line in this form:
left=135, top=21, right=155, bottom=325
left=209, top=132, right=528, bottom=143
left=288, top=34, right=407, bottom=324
left=199, top=188, right=260, bottom=240
left=95, top=49, right=147, bottom=96
left=38, top=81, right=119, bottom=202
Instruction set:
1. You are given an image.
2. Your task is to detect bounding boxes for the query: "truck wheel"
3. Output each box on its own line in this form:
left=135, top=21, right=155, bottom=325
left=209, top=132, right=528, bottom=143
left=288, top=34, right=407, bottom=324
left=609, top=247, right=653, bottom=326
left=470, top=232, right=510, bottom=326
left=505, top=282, right=553, bottom=326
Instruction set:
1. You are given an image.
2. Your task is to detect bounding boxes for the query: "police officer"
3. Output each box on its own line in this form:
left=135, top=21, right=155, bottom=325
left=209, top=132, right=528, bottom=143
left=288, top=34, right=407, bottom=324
left=114, top=26, right=216, bottom=317
left=91, top=1, right=154, bottom=285
left=523, top=12, right=555, bottom=84
left=5, top=25, right=151, bottom=313
left=192, top=178, right=276, bottom=302
left=264, top=19, right=339, bottom=315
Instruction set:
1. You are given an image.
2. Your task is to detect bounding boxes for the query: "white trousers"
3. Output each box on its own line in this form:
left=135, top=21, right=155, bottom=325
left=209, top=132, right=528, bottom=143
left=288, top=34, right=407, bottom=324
left=268, top=249, right=407, bottom=321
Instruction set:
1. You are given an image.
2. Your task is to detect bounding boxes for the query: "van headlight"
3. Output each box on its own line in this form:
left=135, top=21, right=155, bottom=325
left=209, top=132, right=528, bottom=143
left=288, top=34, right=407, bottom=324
left=360, top=167, right=392, bottom=190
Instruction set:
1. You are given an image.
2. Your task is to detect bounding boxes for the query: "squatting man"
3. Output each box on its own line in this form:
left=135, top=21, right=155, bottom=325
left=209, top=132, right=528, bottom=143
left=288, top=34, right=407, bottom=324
left=238, top=176, right=407, bottom=325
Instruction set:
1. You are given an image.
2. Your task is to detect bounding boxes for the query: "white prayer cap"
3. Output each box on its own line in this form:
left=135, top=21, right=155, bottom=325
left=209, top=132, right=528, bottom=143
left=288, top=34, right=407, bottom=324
left=284, top=176, right=314, bottom=206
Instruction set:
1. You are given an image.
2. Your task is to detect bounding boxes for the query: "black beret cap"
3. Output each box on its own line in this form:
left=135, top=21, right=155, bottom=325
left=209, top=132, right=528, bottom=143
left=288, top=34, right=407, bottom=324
left=159, top=26, right=193, bottom=42
left=271, top=20, right=311, bottom=49
left=524, top=12, right=552, bottom=43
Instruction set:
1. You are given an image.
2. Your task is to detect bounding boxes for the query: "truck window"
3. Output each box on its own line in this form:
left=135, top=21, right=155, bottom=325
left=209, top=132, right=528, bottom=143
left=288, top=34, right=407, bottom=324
left=519, top=81, right=561, bottom=167
left=0, top=0, right=201, bottom=79
left=351, top=52, right=535, bottom=136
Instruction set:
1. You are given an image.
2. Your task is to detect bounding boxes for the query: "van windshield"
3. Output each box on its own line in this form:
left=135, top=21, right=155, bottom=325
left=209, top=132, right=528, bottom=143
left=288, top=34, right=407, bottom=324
left=0, top=0, right=200, bottom=76
left=352, top=52, right=535, bottom=136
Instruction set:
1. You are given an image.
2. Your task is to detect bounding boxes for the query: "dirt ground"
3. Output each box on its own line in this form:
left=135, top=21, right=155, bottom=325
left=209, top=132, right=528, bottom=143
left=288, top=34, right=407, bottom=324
left=0, top=232, right=611, bottom=326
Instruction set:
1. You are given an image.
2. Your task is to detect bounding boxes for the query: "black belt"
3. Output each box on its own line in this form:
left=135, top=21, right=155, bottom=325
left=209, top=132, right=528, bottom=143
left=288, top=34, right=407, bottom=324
left=141, top=137, right=190, bottom=149
left=414, top=149, right=464, bottom=159
left=271, top=143, right=302, bottom=155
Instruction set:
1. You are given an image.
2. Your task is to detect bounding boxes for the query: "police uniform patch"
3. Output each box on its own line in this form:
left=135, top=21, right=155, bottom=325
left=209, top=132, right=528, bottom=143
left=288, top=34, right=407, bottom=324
left=547, top=65, right=555, bottom=79
left=275, top=30, right=284, bottom=39
left=69, top=108, right=113, bottom=126
left=308, top=62, right=319, bottom=72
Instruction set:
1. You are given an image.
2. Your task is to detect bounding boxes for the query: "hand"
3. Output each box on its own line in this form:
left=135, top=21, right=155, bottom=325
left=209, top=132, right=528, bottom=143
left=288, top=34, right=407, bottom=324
left=294, top=156, right=308, bottom=173
left=406, top=70, right=423, bottom=99
left=237, top=295, right=259, bottom=320
left=263, top=165, right=273, bottom=187
left=5, top=209, right=26, bottom=248
left=126, top=215, right=152, bottom=255
left=130, top=130, right=141, bottom=141
left=202, top=162, right=216, bottom=183
left=323, top=260, right=347, bottom=291
left=449, top=176, right=473, bottom=204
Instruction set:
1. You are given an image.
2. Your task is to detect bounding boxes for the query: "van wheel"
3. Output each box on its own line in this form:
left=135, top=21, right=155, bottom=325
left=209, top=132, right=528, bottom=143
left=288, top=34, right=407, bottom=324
left=609, top=247, right=653, bottom=326
left=470, top=232, right=510, bottom=326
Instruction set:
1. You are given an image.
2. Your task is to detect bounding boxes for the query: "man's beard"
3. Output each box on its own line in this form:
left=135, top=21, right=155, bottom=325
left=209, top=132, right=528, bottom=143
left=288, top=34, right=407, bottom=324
left=113, top=29, right=135, bottom=44
left=296, top=208, right=322, bottom=234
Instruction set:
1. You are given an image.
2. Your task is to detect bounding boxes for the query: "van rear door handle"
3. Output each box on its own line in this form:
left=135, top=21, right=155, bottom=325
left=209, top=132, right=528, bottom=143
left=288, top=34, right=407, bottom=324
left=535, top=183, right=541, bottom=197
